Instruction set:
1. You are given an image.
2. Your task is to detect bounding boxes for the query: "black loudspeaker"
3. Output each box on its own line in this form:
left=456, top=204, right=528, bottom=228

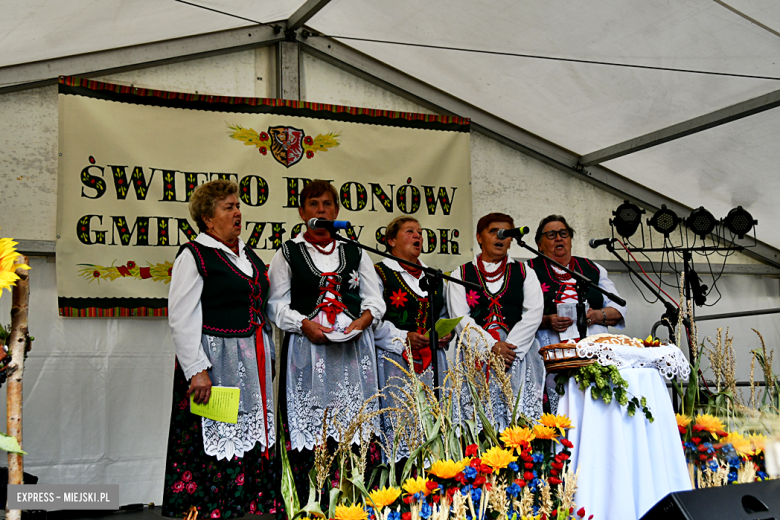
left=641, top=479, right=780, bottom=520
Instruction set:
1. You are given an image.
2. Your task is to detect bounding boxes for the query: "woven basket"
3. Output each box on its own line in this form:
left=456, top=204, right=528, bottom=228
left=538, top=343, right=596, bottom=372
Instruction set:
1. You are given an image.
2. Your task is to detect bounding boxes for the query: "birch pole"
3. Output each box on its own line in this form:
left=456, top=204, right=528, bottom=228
left=6, top=255, right=30, bottom=520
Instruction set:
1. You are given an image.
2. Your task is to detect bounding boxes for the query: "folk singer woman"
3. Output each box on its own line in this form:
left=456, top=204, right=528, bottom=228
left=163, top=179, right=276, bottom=518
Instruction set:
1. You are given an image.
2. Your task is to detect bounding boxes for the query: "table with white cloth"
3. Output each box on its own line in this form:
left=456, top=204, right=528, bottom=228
left=556, top=343, right=693, bottom=520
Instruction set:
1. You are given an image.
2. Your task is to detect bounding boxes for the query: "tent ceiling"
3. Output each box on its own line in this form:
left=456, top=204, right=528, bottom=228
left=2, top=0, right=780, bottom=255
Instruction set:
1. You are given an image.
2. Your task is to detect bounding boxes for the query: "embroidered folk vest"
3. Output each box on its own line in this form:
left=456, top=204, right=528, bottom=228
left=528, top=256, right=604, bottom=315
left=282, top=239, right=363, bottom=320
left=374, top=262, right=445, bottom=334
left=177, top=241, right=269, bottom=338
left=460, top=260, right=526, bottom=334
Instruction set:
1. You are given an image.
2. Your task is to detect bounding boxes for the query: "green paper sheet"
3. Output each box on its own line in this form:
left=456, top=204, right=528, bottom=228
left=190, top=386, right=240, bottom=424
left=424, top=316, right=464, bottom=338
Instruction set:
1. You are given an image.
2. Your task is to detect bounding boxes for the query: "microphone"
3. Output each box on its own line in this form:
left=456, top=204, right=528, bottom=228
left=307, top=218, right=351, bottom=231
left=589, top=237, right=616, bottom=249
left=496, top=226, right=530, bottom=240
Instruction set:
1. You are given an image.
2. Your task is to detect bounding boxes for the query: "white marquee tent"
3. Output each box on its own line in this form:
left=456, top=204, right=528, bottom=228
left=1, top=0, right=779, bottom=506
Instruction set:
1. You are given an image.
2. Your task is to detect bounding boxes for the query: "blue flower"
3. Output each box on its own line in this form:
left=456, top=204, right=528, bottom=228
left=388, top=512, right=401, bottom=520
left=684, top=442, right=696, bottom=449
left=508, top=462, right=519, bottom=472
left=532, top=453, right=544, bottom=463
left=506, top=483, right=521, bottom=497
left=414, top=492, right=422, bottom=502
left=461, top=485, right=471, bottom=496
left=420, top=503, right=432, bottom=519
left=707, top=460, right=719, bottom=472
left=471, top=487, right=482, bottom=503
left=758, top=471, right=768, bottom=480
left=464, top=466, right=477, bottom=479
left=728, top=471, right=738, bottom=483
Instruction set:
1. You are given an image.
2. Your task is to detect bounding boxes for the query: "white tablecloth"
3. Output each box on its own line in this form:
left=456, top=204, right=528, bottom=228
left=558, top=367, right=692, bottom=520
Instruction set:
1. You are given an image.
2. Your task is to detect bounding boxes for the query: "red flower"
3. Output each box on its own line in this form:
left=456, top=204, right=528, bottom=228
left=541, top=282, right=550, bottom=293
left=551, top=461, right=564, bottom=470
left=678, top=425, right=687, bottom=434
left=126, top=261, right=136, bottom=269
left=211, top=509, right=221, bottom=519
left=692, top=425, right=703, bottom=432
left=306, top=150, right=314, bottom=159
left=236, top=473, right=244, bottom=485
left=466, top=444, right=478, bottom=457
left=698, top=445, right=708, bottom=452
left=93, top=271, right=101, bottom=278
left=260, top=132, right=269, bottom=141
left=550, top=469, right=558, bottom=476
left=432, top=495, right=440, bottom=503
left=172, top=481, right=185, bottom=493
left=524, top=462, right=534, bottom=469
left=514, top=479, right=527, bottom=487
left=577, top=507, right=586, bottom=518
left=691, top=437, right=701, bottom=444
left=389, top=289, right=408, bottom=308
left=561, top=438, right=573, bottom=448
left=426, top=480, right=439, bottom=491
left=480, top=465, right=493, bottom=475
left=556, top=453, right=569, bottom=461
left=716, top=430, right=728, bottom=437
left=168, top=268, right=173, bottom=276
left=470, top=458, right=481, bottom=467
left=523, top=471, right=534, bottom=481
left=304, top=136, right=314, bottom=145
left=466, top=290, right=481, bottom=308
left=249, top=502, right=256, bottom=514
left=259, top=147, right=267, bottom=155
left=186, top=482, right=197, bottom=494
left=549, top=477, right=563, bottom=485
left=402, top=513, right=411, bottom=520
left=179, top=399, right=188, bottom=409
left=181, top=471, right=192, bottom=482
left=473, top=476, right=486, bottom=487
left=485, top=482, right=492, bottom=491
left=699, top=454, right=708, bottom=461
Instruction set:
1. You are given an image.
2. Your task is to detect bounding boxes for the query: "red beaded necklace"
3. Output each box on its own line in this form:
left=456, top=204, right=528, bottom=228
left=303, top=231, right=336, bottom=255
left=206, top=231, right=239, bottom=255
left=476, top=254, right=508, bottom=283
left=549, top=258, right=576, bottom=282
left=400, top=261, right=423, bottom=278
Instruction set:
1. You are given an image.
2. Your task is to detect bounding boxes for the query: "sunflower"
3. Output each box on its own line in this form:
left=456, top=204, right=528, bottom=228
left=694, top=414, right=725, bottom=433
left=539, top=413, right=574, bottom=435
left=748, top=433, right=767, bottom=455
left=368, top=487, right=401, bottom=509
left=501, top=425, right=535, bottom=450
left=675, top=414, right=692, bottom=429
left=722, top=432, right=754, bottom=456
left=0, top=237, right=30, bottom=296
left=428, top=458, right=469, bottom=479
left=532, top=424, right=559, bottom=441
left=481, top=446, right=517, bottom=470
left=403, top=476, right=436, bottom=496
left=334, top=504, right=368, bottom=520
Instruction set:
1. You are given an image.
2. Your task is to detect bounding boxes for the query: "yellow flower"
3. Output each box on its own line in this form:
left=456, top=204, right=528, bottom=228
left=532, top=424, right=559, bottom=441
left=748, top=434, right=767, bottom=455
left=0, top=237, right=30, bottom=296
left=722, top=432, right=754, bottom=456
left=428, top=458, right=469, bottom=479
left=539, top=413, right=574, bottom=435
left=675, top=414, right=692, bottom=428
left=481, top=446, right=517, bottom=470
left=334, top=504, right=368, bottom=520
left=501, top=425, right=536, bottom=450
left=368, top=487, right=401, bottom=509
left=403, top=476, right=436, bottom=496
left=694, top=414, right=725, bottom=433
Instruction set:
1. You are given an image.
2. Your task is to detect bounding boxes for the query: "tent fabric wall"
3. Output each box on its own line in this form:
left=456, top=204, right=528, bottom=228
left=0, top=45, right=778, bottom=503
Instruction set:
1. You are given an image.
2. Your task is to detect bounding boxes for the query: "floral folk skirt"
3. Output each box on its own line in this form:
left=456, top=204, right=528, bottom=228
left=161, top=362, right=279, bottom=519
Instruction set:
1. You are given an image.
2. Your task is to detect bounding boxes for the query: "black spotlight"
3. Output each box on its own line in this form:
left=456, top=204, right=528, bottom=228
left=686, top=206, right=717, bottom=238
left=724, top=206, right=757, bottom=238
left=648, top=205, right=680, bottom=237
left=611, top=200, right=645, bottom=238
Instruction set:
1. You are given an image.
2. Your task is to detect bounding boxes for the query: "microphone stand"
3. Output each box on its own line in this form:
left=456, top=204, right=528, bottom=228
left=327, top=231, right=480, bottom=396
left=516, top=240, right=626, bottom=340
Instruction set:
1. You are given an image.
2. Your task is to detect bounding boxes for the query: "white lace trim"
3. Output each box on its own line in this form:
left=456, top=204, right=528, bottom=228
left=576, top=342, right=690, bottom=381
left=201, top=399, right=276, bottom=461
left=182, top=358, right=213, bottom=381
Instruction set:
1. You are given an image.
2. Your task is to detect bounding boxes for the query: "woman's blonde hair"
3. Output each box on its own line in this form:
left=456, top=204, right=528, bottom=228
left=189, top=179, right=239, bottom=232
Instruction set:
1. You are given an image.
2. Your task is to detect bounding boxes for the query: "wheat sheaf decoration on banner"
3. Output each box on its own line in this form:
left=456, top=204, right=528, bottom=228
left=78, top=260, right=173, bottom=285
left=227, top=124, right=340, bottom=168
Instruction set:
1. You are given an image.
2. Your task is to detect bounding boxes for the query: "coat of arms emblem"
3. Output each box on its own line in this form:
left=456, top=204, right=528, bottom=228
left=268, top=126, right=305, bottom=168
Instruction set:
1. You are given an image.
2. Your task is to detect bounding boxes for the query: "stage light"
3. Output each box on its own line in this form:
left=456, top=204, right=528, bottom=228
left=686, top=207, right=717, bottom=238
left=648, top=205, right=680, bottom=237
left=723, top=206, right=756, bottom=238
left=611, top=200, right=645, bottom=238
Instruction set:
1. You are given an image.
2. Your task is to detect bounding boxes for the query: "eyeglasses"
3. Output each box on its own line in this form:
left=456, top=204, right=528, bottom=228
left=542, top=229, right=571, bottom=240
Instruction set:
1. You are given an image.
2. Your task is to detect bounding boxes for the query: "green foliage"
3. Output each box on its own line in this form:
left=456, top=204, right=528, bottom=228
left=555, top=363, right=654, bottom=422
